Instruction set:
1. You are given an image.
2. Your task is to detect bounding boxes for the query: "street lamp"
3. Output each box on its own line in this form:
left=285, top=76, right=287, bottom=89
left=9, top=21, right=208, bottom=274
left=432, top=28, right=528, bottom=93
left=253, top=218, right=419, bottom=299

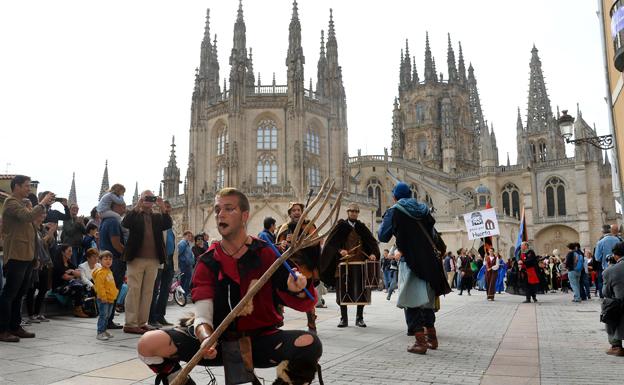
left=557, top=110, right=614, bottom=150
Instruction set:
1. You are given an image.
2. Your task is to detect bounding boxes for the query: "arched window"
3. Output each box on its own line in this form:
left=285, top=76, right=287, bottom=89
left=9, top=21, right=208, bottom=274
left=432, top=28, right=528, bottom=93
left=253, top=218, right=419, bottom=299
left=217, top=127, right=228, bottom=156
left=538, top=141, right=547, bottom=162
left=216, top=165, right=225, bottom=190
left=305, top=127, right=320, bottom=155
left=410, top=183, right=419, bottom=199
left=367, top=177, right=383, bottom=217
left=256, top=155, right=277, bottom=185
left=417, top=136, right=427, bottom=158
left=501, top=183, right=520, bottom=218
left=530, top=142, right=537, bottom=163
left=307, top=164, right=321, bottom=187
left=545, top=177, right=566, bottom=217
left=256, top=119, right=277, bottom=150
left=415, top=102, right=426, bottom=124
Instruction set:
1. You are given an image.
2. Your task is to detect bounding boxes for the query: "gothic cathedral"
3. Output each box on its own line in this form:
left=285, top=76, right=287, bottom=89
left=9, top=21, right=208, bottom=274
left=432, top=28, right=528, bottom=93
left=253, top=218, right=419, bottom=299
left=162, top=1, right=617, bottom=256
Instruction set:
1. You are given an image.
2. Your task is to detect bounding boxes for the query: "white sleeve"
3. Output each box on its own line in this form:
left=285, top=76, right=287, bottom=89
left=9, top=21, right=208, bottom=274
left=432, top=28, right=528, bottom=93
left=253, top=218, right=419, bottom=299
left=193, top=299, right=214, bottom=332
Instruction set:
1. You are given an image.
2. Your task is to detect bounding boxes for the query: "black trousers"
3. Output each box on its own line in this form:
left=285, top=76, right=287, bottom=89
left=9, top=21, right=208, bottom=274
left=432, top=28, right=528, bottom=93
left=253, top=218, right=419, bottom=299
left=525, top=283, right=538, bottom=301
left=164, top=328, right=322, bottom=384
left=340, top=305, right=364, bottom=321
left=404, top=307, right=435, bottom=333
left=26, top=267, right=49, bottom=316
left=108, top=257, right=127, bottom=325
left=0, top=260, right=33, bottom=332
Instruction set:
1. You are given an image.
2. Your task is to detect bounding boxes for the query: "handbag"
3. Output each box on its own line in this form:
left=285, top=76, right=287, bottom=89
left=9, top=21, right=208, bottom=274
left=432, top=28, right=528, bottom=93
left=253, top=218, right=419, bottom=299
left=82, top=297, right=99, bottom=317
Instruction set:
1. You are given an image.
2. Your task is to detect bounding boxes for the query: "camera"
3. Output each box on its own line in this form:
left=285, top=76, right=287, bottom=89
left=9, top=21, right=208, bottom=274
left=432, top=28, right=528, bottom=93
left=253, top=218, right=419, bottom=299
left=54, top=197, right=65, bottom=203
left=144, top=196, right=158, bottom=203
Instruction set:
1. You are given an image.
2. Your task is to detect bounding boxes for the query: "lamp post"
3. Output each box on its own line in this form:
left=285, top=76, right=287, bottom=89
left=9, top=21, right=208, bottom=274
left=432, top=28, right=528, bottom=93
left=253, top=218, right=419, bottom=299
left=557, top=110, right=614, bottom=149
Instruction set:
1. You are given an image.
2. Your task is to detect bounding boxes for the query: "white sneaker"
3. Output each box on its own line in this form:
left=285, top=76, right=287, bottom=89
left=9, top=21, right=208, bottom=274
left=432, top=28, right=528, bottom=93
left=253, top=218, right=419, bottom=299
left=104, top=331, right=113, bottom=338
left=36, top=315, right=50, bottom=322
left=96, top=333, right=109, bottom=341
left=28, top=316, right=41, bottom=323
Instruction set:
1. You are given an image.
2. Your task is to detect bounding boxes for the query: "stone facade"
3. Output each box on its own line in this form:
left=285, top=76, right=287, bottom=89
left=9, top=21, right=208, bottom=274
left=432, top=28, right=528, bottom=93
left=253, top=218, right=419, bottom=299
left=162, top=2, right=617, bottom=255
left=354, top=38, right=617, bottom=256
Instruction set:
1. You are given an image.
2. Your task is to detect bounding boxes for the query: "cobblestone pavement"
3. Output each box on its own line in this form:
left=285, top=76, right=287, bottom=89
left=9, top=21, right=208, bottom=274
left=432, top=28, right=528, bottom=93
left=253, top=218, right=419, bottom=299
left=1, top=289, right=623, bottom=384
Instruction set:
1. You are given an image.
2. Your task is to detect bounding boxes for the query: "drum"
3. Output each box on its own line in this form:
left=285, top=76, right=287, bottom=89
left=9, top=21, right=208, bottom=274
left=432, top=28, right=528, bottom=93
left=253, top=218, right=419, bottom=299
left=337, top=262, right=371, bottom=305
left=364, top=259, right=380, bottom=288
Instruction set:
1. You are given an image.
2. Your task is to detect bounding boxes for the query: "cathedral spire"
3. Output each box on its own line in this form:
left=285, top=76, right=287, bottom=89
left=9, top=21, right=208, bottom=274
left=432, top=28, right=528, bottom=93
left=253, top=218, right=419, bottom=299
left=247, top=47, right=255, bottom=86
left=391, top=97, right=403, bottom=157
left=447, top=33, right=458, bottom=83
left=326, top=8, right=338, bottom=67
left=400, top=39, right=412, bottom=90
left=412, top=56, right=419, bottom=85
left=457, top=41, right=466, bottom=85
left=99, top=160, right=109, bottom=200
left=286, top=0, right=305, bottom=112
left=424, top=32, right=436, bottom=83
left=197, top=9, right=220, bottom=102
left=68, top=172, right=77, bottom=206
left=132, top=182, right=139, bottom=206
left=526, top=45, right=553, bottom=132
left=316, top=30, right=327, bottom=97
left=467, top=63, right=485, bottom=139
left=163, top=136, right=181, bottom=199
left=229, top=0, right=249, bottom=108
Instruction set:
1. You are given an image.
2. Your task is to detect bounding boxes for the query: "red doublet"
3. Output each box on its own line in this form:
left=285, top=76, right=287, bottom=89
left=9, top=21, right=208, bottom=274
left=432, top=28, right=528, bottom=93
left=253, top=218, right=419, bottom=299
left=191, top=238, right=317, bottom=332
left=521, top=252, right=540, bottom=284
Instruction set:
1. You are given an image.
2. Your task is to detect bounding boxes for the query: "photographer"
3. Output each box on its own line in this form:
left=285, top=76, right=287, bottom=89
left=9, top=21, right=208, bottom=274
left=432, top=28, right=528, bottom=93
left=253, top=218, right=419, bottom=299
left=121, top=191, right=172, bottom=334
left=602, top=242, right=624, bottom=356
left=38, top=191, right=70, bottom=225
left=60, top=203, right=86, bottom=266
left=0, top=175, right=54, bottom=342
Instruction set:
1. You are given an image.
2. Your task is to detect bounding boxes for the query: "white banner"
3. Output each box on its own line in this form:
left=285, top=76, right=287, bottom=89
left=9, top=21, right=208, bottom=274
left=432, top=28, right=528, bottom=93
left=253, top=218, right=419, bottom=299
left=463, top=208, right=500, bottom=240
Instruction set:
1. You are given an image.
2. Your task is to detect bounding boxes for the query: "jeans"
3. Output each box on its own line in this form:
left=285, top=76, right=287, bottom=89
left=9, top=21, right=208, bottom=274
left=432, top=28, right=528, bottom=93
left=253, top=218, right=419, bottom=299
left=582, top=271, right=591, bottom=299
left=179, top=264, right=193, bottom=296
left=149, top=262, right=174, bottom=322
left=404, top=307, right=435, bottom=333
left=383, top=269, right=392, bottom=290
left=595, top=268, right=604, bottom=298
left=108, top=257, right=127, bottom=325
left=71, top=247, right=83, bottom=267
left=97, top=299, right=114, bottom=334
left=568, top=270, right=581, bottom=301
left=0, top=260, right=33, bottom=332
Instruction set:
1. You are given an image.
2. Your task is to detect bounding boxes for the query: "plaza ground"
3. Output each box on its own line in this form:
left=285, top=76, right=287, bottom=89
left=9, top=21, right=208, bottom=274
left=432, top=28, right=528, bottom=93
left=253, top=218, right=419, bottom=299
left=1, top=289, right=623, bottom=385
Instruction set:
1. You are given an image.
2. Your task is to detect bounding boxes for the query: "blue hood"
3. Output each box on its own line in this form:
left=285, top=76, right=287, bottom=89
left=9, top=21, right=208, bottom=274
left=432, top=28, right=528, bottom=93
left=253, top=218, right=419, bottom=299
left=393, top=198, right=430, bottom=219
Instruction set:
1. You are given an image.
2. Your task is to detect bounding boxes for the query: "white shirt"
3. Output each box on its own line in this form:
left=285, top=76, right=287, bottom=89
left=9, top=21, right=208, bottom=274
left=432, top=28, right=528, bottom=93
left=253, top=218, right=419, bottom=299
left=78, top=261, right=101, bottom=288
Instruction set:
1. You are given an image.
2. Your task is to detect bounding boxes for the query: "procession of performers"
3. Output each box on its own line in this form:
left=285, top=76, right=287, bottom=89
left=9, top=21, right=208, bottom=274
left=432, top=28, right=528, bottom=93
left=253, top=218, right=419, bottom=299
left=136, top=182, right=454, bottom=384
left=319, top=203, right=380, bottom=328
left=276, top=202, right=322, bottom=332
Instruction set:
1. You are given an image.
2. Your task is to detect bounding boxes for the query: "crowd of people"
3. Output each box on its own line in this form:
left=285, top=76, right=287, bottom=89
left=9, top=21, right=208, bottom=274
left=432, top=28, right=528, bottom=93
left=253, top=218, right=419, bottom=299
left=3, top=174, right=624, bottom=384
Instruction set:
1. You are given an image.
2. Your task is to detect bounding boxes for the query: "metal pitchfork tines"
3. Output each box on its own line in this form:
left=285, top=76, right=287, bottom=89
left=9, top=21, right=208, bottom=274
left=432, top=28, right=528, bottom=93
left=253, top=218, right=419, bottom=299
left=170, top=178, right=342, bottom=385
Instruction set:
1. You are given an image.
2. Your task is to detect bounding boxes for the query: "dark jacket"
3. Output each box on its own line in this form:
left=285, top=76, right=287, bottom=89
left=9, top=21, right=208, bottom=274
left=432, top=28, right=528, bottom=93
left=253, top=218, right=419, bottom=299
left=603, top=259, right=624, bottom=339
left=121, top=210, right=172, bottom=264
left=378, top=198, right=451, bottom=297
left=319, top=218, right=380, bottom=286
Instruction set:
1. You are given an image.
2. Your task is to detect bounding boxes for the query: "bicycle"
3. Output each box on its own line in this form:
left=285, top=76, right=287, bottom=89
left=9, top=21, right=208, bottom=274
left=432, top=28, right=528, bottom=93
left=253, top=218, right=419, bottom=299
left=168, top=272, right=187, bottom=307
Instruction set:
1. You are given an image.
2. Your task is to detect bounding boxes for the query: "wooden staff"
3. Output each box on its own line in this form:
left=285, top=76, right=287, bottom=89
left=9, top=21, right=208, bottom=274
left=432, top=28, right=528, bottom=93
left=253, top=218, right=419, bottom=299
left=170, top=179, right=342, bottom=385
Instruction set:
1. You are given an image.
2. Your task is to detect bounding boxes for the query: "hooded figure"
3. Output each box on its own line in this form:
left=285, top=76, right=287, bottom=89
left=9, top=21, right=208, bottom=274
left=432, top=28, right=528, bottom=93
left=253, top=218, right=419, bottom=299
left=378, top=182, right=451, bottom=355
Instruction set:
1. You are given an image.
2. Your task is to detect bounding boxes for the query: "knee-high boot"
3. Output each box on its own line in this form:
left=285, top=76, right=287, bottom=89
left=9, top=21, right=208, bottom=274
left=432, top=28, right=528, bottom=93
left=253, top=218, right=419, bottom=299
left=407, top=331, right=428, bottom=355
left=425, top=326, right=438, bottom=349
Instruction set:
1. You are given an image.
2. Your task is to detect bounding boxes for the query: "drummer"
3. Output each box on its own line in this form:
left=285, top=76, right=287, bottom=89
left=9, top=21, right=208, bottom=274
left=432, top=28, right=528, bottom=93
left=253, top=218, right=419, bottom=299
left=320, top=203, right=380, bottom=327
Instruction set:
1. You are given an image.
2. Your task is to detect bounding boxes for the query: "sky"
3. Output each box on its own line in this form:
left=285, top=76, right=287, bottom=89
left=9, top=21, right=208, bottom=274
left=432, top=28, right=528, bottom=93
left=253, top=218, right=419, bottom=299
left=0, top=0, right=611, bottom=214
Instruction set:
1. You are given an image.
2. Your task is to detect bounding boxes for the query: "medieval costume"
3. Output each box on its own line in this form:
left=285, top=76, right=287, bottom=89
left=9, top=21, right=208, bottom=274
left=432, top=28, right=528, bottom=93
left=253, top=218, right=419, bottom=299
left=495, top=258, right=508, bottom=294
left=142, top=239, right=323, bottom=385
left=378, top=182, right=451, bottom=355
left=485, top=253, right=499, bottom=301
left=276, top=202, right=321, bottom=332
left=319, top=203, right=380, bottom=327
left=521, top=248, right=539, bottom=303
left=458, top=254, right=473, bottom=295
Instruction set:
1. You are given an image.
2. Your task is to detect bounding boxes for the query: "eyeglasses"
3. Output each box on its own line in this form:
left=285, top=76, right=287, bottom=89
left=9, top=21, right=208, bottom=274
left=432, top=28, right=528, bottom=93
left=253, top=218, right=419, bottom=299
left=347, top=210, right=360, bottom=213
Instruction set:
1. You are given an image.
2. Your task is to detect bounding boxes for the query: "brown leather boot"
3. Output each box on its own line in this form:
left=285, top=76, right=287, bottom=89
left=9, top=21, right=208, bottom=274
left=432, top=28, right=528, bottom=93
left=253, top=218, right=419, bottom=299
left=73, top=306, right=90, bottom=318
left=425, top=326, right=438, bottom=350
left=306, top=310, right=317, bottom=333
left=407, top=331, right=428, bottom=354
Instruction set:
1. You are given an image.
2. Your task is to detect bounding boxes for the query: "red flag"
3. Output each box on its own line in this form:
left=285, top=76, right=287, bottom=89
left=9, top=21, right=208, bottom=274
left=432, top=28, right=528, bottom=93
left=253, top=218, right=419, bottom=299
left=483, top=200, right=493, bottom=253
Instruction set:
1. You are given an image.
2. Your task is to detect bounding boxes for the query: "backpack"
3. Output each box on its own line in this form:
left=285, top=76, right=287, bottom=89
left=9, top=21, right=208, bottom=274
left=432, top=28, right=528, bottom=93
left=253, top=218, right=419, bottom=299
left=574, top=251, right=584, bottom=273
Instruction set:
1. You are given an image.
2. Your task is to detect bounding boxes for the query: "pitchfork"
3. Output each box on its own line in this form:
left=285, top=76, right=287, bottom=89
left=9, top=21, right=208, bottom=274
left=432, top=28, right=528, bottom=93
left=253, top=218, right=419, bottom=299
left=170, top=178, right=342, bottom=385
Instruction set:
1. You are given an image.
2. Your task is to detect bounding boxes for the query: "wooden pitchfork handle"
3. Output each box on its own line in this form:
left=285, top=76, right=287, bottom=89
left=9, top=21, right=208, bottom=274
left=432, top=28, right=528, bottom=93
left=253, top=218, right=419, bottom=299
left=170, top=179, right=342, bottom=385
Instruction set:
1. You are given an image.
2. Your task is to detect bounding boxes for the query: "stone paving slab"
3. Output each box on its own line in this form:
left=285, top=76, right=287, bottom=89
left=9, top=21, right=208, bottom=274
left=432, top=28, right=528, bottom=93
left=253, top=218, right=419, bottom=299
left=2, top=290, right=624, bottom=384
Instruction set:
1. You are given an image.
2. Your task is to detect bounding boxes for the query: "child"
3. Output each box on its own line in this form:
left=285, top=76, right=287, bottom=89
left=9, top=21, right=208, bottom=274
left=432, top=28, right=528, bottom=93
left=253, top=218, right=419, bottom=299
left=96, top=183, right=126, bottom=221
left=92, top=251, right=119, bottom=341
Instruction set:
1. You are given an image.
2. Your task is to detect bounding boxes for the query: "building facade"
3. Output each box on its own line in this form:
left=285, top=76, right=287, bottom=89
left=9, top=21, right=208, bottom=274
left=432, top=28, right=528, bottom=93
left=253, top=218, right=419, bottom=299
left=163, top=1, right=617, bottom=255
left=163, top=2, right=372, bottom=238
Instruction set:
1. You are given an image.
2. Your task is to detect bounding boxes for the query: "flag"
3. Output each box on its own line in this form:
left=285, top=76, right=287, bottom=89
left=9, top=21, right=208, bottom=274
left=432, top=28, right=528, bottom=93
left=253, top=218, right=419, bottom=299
left=514, top=207, right=528, bottom=260
left=479, top=201, right=494, bottom=256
